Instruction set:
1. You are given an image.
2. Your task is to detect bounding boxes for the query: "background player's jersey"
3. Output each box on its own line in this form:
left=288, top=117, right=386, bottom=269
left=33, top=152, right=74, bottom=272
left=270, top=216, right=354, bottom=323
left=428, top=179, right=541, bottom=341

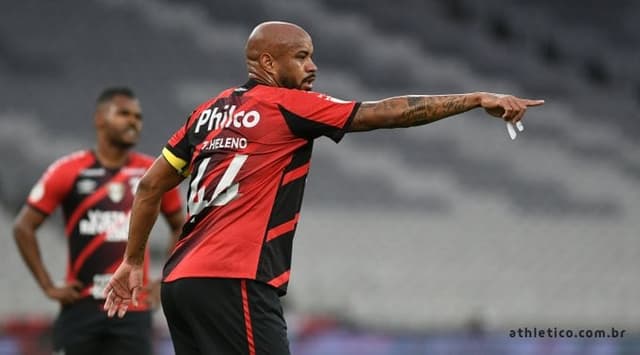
left=162, top=80, right=360, bottom=294
left=27, top=150, right=182, bottom=310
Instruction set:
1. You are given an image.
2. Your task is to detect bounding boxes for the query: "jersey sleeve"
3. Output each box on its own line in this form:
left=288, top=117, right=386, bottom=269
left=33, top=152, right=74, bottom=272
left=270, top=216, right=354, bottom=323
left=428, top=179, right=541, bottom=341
left=162, top=113, right=194, bottom=177
left=160, top=186, right=183, bottom=216
left=26, top=161, right=75, bottom=215
left=278, top=90, right=360, bottom=143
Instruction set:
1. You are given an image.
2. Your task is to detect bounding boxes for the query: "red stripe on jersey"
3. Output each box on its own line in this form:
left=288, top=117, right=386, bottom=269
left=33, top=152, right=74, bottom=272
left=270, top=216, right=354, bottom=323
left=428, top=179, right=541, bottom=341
left=266, top=214, right=299, bottom=242
left=281, top=162, right=310, bottom=186
left=267, top=270, right=291, bottom=288
left=64, top=172, right=130, bottom=236
left=71, top=233, right=107, bottom=278
left=241, top=280, right=256, bottom=355
left=80, top=288, right=92, bottom=298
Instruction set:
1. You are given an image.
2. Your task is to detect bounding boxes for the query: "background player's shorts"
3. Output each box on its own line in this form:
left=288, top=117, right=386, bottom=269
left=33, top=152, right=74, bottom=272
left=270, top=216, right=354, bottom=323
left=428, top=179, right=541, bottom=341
left=161, top=277, right=290, bottom=355
left=52, top=298, right=152, bottom=355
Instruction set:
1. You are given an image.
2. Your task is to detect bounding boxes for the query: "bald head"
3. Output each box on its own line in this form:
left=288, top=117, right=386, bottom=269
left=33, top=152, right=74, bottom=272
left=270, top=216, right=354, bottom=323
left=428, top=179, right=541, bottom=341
left=245, top=21, right=317, bottom=90
left=245, top=21, right=310, bottom=61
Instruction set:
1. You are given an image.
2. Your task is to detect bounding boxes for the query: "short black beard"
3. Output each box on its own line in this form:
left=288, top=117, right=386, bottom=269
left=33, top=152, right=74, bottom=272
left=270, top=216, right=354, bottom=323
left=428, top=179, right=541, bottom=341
left=280, top=76, right=299, bottom=90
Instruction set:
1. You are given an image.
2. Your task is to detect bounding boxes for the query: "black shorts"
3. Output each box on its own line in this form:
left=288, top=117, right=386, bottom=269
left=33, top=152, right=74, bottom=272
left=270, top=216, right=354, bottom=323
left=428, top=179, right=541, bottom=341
left=161, top=278, right=290, bottom=355
left=52, top=298, right=152, bottom=355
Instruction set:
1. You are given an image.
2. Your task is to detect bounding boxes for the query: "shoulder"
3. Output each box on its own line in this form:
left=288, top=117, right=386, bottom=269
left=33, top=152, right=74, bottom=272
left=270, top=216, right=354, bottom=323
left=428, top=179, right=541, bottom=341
left=33, top=150, right=92, bottom=198
left=46, top=150, right=93, bottom=174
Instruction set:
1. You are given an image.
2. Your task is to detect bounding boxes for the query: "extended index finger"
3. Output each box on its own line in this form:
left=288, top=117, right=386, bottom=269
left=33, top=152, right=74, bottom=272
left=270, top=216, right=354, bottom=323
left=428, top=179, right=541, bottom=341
left=522, top=99, right=545, bottom=106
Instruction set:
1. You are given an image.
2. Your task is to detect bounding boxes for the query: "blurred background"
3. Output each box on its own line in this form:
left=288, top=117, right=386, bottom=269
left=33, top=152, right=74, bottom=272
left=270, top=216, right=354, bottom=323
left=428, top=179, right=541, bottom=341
left=1, top=0, right=639, bottom=354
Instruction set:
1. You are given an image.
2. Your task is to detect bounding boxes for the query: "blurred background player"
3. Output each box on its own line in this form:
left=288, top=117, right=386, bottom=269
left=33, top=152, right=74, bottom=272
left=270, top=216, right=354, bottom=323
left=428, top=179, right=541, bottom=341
left=104, top=22, right=543, bottom=355
left=12, top=87, right=184, bottom=355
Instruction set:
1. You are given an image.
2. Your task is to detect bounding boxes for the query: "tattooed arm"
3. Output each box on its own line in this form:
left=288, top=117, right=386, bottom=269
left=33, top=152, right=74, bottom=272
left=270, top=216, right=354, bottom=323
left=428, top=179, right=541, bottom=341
left=348, top=92, right=544, bottom=132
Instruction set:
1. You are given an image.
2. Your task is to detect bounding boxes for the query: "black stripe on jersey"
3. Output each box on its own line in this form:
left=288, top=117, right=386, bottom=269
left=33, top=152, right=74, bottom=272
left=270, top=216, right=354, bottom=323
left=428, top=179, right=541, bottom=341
left=285, top=140, right=313, bottom=173
left=279, top=102, right=360, bottom=143
left=235, top=79, right=259, bottom=95
left=256, top=231, right=294, bottom=296
left=256, top=143, right=312, bottom=289
left=76, top=243, right=126, bottom=284
left=63, top=160, right=114, bottom=262
left=267, top=142, right=312, bottom=230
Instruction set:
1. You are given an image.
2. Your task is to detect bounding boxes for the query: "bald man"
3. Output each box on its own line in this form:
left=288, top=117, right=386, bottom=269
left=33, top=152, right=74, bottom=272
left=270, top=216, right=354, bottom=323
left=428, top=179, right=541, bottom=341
left=104, top=21, right=544, bottom=354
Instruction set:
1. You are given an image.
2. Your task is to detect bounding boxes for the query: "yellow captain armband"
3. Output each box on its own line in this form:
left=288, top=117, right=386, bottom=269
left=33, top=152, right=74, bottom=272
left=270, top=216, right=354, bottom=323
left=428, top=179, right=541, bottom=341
left=162, top=148, right=190, bottom=177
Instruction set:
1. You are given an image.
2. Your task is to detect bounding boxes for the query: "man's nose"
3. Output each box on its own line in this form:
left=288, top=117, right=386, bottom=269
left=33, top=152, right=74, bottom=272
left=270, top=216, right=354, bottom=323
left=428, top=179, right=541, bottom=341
left=126, top=114, right=142, bottom=128
left=306, top=59, right=317, bottom=72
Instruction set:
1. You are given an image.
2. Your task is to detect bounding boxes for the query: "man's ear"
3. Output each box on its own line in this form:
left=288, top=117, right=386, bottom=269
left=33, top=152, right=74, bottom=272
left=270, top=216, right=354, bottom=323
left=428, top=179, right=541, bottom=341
left=260, top=53, right=277, bottom=75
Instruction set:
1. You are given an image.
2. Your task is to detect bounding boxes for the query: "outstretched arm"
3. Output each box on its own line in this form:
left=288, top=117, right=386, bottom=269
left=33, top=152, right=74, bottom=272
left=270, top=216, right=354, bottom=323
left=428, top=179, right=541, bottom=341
left=348, top=92, right=544, bottom=131
left=104, top=156, right=184, bottom=317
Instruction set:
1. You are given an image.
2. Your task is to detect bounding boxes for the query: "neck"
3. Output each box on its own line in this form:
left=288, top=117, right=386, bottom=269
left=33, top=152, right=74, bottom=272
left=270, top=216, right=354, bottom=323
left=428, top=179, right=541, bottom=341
left=95, top=136, right=130, bottom=169
left=248, top=69, right=279, bottom=87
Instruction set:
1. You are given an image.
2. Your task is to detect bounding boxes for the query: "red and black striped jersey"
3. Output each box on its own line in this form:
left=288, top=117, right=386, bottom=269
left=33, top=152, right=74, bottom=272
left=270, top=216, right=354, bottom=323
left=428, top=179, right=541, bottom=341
left=162, top=80, right=359, bottom=294
left=27, top=150, right=182, bottom=310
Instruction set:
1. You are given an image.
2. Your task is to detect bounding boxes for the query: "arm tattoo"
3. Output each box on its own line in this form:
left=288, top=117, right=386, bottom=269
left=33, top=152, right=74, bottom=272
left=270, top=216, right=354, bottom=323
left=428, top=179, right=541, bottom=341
left=350, top=94, right=478, bottom=131
left=399, top=95, right=473, bottom=126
